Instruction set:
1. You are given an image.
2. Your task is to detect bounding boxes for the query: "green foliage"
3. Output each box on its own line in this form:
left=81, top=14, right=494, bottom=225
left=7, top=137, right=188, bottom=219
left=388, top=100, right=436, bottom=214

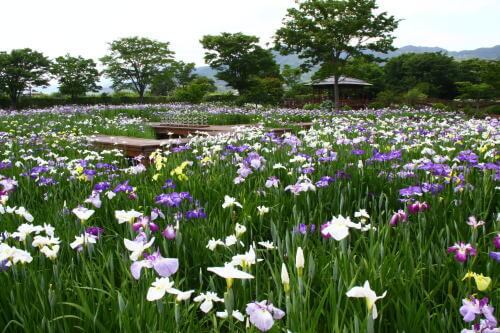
left=431, top=102, right=449, bottom=111
left=100, top=37, right=175, bottom=99
left=303, top=103, right=320, bottom=110
left=52, top=54, right=101, bottom=99
left=172, top=76, right=216, bottom=104
left=275, top=0, right=399, bottom=107
left=343, top=57, right=386, bottom=97
left=241, top=77, right=284, bottom=106
left=202, top=91, right=238, bottom=104
left=384, top=52, right=459, bottom=99
left=456, top=58, right=500, bottom=96
left=0, top=95, right=171, bottom=109
left=200, top=32, right=280, bottom=94
left=457, top=82, right=496, bottom=104
left=484, top=104, right=500, bottom=115
left=0, top=48, right=51, bottom=106
left=150, top=61, right=197, bottom=96
left=403, top=87, right=428, bottom=106
left=375, top=90, right=401, bottom=106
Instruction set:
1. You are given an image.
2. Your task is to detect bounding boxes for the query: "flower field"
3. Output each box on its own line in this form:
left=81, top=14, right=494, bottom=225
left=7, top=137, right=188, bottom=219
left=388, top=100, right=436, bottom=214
left=0, top=105, right=498, bottom=332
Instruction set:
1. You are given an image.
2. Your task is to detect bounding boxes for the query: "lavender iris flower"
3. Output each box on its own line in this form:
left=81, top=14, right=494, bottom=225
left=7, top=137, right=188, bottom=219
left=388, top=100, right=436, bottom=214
left=246, top=300, right=285, bottom=332
left=130, top=249, right=179, bottom=280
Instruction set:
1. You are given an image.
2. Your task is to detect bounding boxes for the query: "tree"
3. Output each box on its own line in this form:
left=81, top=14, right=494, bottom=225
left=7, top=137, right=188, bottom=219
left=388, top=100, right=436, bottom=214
left=52, top=54, right=101, bottom=100
left=173, top=76, right=216, bottom=104
left=384, top=52, right=459, bottom=99
left=0, top=48, right=51, bottom=106
left=150, top=61, right=197, bottom=96
left=200, top=32, right=280, bottom=94
left=100, top=37, right=174, bottom=101
left=281, top=65, right=311, bottom=98
left=457, top=82, right=496, bottom=110
left=457, top=59, right=500, bottom=97
left=343, top=57, right=385, bottom=97
left=275, top=0, right=398, bottom=109
left=243, top=77, right=284, bottom=106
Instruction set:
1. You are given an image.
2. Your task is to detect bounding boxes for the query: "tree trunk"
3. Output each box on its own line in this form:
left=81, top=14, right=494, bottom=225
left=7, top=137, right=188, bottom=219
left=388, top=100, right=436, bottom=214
left=139, top=87, right=145, bottom=103
left=10, top=91, right=18, bottom=109
left=334, top=76, right=340, bottom=111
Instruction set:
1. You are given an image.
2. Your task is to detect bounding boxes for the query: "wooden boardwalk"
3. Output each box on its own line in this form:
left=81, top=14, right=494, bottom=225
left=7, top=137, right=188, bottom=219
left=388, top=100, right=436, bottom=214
left=86, top=122, right=313, bottom=158
left=86, top=135, right=190, bottom=158
left=149, top=123, right=313, bottom=139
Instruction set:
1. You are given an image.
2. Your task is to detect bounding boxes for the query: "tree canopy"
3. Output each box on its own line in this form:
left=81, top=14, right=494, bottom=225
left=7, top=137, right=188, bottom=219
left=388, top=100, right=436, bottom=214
left=100, top=37, right=174, bottom=100
left=384, top=52, right=458, bottom=99
left=52, top=54, right=101, bottom=99
left=275, top=0, right=398, bottom=108
left=0, top=48, right=51, bottom=106
left=200, top=32, right=280, bottom=95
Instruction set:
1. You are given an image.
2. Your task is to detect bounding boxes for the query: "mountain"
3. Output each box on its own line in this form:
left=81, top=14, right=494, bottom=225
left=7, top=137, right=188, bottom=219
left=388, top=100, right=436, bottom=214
left=194, top=45, right=500, bottom=90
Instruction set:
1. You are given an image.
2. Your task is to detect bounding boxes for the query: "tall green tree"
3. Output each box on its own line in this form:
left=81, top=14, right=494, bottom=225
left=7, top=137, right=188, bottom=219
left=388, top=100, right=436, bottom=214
left=342, top=57, right=385, bottom=97
left=384, top=52, right=459, bottom=99
left=200, top=32, right=280, bottom=94
left=275, top=0, right=398, bottom=109
left=100, top=37, right=174, bottom=101
left=0, top=48, right=51, bottom=106
left=457, top=59, right=500, bottom=97
left=150, top=61, right=198, bottom=96
left=52, top=54, right=101, bottom=100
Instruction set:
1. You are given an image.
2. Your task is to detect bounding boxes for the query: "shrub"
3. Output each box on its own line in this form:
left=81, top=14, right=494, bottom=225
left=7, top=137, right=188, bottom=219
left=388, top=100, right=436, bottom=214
left=303, top=103, right=320, bottom=110
left=484, top=105, right=500, bottom=115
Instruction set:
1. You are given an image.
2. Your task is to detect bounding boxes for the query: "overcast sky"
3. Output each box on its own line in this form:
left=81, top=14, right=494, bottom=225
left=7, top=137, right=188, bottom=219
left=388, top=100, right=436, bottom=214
left=1, top=0, right=499, bottom=66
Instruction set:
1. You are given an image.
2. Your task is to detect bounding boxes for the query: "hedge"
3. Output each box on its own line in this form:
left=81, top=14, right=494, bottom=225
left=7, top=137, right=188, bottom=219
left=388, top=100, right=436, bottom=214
left=0, top=95, right=173, bottom=109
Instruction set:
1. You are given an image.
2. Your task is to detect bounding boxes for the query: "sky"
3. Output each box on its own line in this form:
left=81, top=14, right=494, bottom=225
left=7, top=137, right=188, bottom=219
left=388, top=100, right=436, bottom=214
left=1, top=0, right=499, bottom=66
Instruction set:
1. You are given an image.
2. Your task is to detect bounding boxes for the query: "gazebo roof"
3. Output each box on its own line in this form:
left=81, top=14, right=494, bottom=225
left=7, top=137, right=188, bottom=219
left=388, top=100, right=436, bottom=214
left=308, top=76, right=372, bottom=87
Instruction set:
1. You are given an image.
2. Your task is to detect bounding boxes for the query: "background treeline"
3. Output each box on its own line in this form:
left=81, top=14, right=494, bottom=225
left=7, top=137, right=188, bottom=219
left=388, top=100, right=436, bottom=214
left=0, top=0, right=499, bottom=111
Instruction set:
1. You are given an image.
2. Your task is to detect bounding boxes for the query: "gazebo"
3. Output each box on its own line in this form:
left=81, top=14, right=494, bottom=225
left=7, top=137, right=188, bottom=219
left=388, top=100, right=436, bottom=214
left=308, top=76, right=372, bottom=108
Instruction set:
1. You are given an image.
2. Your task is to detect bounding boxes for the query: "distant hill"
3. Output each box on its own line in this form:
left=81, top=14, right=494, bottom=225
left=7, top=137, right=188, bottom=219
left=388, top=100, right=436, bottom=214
left=194, top=45, right=500, bottom=90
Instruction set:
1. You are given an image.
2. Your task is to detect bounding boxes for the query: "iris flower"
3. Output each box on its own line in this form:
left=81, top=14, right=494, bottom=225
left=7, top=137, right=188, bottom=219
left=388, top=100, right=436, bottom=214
left=222, top=195, right=242, bottom=209
left=193, top=291, right=224, bottom=313
left=130, top=250, right=178, bottom=280
left=346, top=281, right=387, bottom=319
left=246, top=300, right=285, bottom=332
left=123, top=234, right=155, bottom=261
left=462, top=272, right=491, bottom=291
left=146, top=277, right=181, bottom=301
left=448, top=242, right=477, bottom=263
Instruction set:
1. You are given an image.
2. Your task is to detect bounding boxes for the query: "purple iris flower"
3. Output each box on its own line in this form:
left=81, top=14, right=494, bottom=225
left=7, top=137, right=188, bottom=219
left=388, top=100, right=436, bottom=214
left=389, top=210, right=408, bottom=227
left=265, top=176, right=280, bottom=188
left=447, top=242, right=477, bottom=263
left=458, top=150, right=479, bottom=165
left=185, top=208, right=206, bottom=220
left=37, top=176, right=57, bottom=186
left=408, top=201, right=430, bottom=214
left=85, top=226, right=104, bottom=238
left=490, top=252, right=500, bottom=262
left=316, top=176, right=334, bottom=188
left=460, top=297, right=497, bottom=327
left=132, top=216, right=159, bottom=232
left=0, top=161, right=12, bottom=170
left=399, top=185, right=423, bottom=197
left=113, top=180, right=133, bottom=193
left=83, top=169, right=97, bottom=181
left=246, top=300, right=285, bottom=332
left=162, top=179, right=176, bottom=189
left=130, top=249, right=179, bottom=280
left=94, top=181, right=110, bottom=192
left=161, top=225, right=176, bottom=240
left=351, top=149, right=365, bottom=156
left=293, top=223, right=316, bottom=235
left=493, top=234, right=500, bottom=249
